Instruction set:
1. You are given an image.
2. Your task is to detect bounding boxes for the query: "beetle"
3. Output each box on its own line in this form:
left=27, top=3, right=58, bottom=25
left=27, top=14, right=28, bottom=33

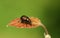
left=20, top=15, right=32, bottom=25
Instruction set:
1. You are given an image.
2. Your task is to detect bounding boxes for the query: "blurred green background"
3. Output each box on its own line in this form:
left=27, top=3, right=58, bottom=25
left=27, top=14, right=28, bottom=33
left=0, top=0, right=59, bottom=38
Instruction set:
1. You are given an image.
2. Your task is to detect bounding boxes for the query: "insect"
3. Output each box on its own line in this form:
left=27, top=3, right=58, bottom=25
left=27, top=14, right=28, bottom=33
left=20, top=15, right=32, bottom=25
